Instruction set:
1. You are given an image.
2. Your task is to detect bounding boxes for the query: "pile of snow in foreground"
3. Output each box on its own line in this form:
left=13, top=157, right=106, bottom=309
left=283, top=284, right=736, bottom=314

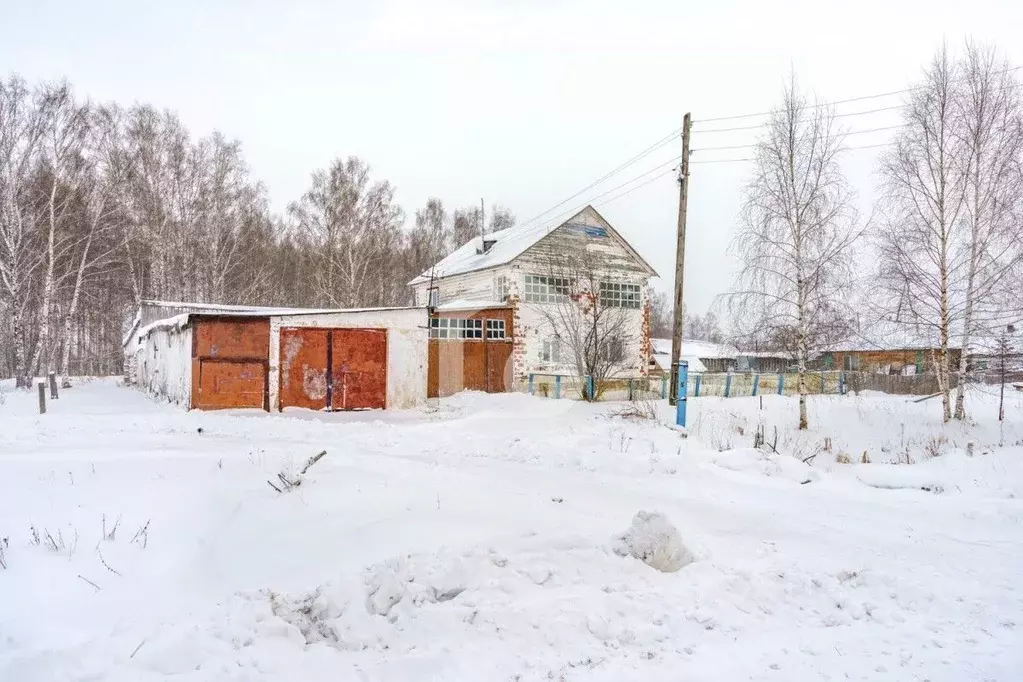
left=0, top=379, right=1021, bottom=681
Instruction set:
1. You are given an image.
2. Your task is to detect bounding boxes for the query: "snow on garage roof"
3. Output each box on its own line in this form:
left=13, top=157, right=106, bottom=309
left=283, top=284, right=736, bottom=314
left=408, top=205, right=656, bottom=286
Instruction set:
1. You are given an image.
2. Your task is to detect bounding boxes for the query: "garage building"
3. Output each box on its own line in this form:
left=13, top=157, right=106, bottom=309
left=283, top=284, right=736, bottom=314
left=125, top=301, right=427, bottom=411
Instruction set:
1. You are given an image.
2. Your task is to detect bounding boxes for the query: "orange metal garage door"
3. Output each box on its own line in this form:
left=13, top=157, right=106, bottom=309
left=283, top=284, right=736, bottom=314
left=190, top=317, right=270, bottom=410
left=279, top=327, right=388, bottom=411
left=195, top=360, right=266, bottom=409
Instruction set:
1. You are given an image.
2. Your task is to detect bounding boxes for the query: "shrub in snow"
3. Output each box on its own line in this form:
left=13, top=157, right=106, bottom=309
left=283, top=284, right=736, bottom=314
left=612, top=511, right=694, bottom=573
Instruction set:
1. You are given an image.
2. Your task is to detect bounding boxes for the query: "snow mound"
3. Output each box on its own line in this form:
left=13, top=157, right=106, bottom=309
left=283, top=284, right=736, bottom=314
left=612, top=511, right=695, bottom=573
left=711, top=448, right=821, bottom=484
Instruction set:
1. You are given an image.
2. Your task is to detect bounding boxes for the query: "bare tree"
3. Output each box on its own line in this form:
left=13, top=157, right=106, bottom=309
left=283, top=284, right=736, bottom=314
left=289, top=156, right=404, bottom=308
left=728, top=74, right=860, bottom=429
left=532, top=249, right=634, bottom=400
left=0, top=76, right=49, bottom=386
left=488, top=205, right=516, bottom=232
left=876, top=47, right=971, bottom=423
left=950, top=42, right=1023, bottom=419
left=647, top=289, right=673, bottom=338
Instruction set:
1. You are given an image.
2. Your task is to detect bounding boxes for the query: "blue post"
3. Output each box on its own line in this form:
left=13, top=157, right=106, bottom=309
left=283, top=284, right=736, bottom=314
left=778, top=373, right=785, bottom=395
left=528, top=373, right=534, bottom=395
left=554, top=375, right=561, bottom=399
left=675, top=361, right=688, bottom=427
left=586, top=375, right=595, bottom=401
left=752, top=374, right=760, bottom=397
left=695, top=374, right=702, bottom=397
left=724, top=373, right=732, bottom=398
left=838, top=372, right=845, bottom=395
left=660, top=374, right=668, bottom=399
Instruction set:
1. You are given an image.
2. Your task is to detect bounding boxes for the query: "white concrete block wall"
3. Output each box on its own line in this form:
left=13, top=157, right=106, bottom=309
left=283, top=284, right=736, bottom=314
left=135, top=325, right=192, bottom=406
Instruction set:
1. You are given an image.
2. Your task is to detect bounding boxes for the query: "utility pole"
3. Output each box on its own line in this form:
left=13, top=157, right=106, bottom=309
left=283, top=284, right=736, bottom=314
left=480, top=198, right=486, bottom=243
left=669, top=113, right=692, bottom=406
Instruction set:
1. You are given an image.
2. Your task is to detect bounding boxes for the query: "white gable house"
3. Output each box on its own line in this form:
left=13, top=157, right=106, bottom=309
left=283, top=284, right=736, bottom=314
left=409, top=206, right=657, bottom=389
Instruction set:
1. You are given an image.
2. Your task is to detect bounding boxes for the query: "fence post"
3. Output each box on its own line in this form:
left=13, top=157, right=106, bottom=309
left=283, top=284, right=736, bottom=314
left=778, top=374, right=785, bottom=395
left=675, top=361, right=688, bottom=427
left=820, top=371, right=826, bottom=394
left=660, top=374, right=667, bottom=399
left=586, top=375, right=595, bottom=401
left=724, top=373, right=732, bottom=398
left=627, top=378, right=633, bottom=401
left=528, top=373, right=534, bottom=395
left=839, top=372, right=845, bottom=395
left=48, top=371, right=58, bottom=400
left=694, top=374, right=702, bottom=397
left=38, top=381, right=46, bottom=414
left=752, top=374, right=760, bottom=397
left=554, top=375, right=561, bottom=399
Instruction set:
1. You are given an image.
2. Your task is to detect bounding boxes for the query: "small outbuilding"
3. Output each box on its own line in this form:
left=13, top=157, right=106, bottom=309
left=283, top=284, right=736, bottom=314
left=125, top=301, right=428, bottom=411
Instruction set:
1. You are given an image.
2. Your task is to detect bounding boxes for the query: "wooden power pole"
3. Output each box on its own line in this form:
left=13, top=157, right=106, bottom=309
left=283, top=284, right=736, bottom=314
left=669, top=113, right=692, bottom=406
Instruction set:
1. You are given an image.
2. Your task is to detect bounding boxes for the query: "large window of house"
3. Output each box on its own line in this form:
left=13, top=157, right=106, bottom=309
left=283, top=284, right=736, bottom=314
left=843, top=354, right=860, bottom=371
left=494, top=275, right=510, bottom=302
left=599, top=281, right=641, bottom=309
left=486, top=319, right=506, bottom=339
left=524, top=275, right=570, bottom=303
left=540, top=337, right=561, bottom=363
left=430, top=318, right=483, bottom=339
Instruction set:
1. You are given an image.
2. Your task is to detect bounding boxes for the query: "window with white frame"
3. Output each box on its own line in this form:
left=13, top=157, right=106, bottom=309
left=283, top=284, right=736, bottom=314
left=524, top=274, right=570, bottom=303
left=486, top=319, right=506, bottom=339
left=430, top=318, right=483, bottom=339
left=494, top=275, right=510, bottom=302
left=540, top=337, right=561, bottom=363
left=599, top=281, right=641, bottom=309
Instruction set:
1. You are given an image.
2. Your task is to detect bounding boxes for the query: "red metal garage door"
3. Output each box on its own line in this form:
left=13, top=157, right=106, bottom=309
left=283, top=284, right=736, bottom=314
left=279, top=328, right=329, bottom=410
left=331, top=328, right=387, bottom=410
left=195, top=360, right=266, bottom=409
left=279, top=327, right=388, bottom=411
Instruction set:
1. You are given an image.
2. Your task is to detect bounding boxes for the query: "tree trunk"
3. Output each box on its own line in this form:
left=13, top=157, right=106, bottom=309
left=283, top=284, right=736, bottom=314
left=59, top=229, right=94, bottom=387
left=27, top=183, right=60, bottom=380
left=13, top=306, right=30, bottom=388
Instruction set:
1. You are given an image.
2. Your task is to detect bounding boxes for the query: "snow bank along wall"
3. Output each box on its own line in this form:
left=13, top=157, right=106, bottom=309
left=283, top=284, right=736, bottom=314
left=130, top=306, right=428, bottom=411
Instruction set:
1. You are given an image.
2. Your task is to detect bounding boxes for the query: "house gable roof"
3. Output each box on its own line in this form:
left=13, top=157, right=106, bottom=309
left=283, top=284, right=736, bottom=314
left=408, top=205, right=656, bottom=286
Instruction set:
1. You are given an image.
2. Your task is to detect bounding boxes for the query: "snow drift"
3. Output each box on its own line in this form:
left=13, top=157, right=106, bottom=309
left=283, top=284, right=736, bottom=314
left=612, top=511, right=695, bottom=573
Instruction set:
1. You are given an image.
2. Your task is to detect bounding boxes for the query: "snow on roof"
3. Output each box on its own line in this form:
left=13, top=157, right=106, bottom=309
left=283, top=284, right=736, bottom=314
left=822, top=320, right=963, bottom=352
left=435, top=299, right=511, bottom=312
left=408, top=205, right=655, bottom=285
left=650, top=338, right=739, bottom=359
left=653, top=353, right=708, bottom=373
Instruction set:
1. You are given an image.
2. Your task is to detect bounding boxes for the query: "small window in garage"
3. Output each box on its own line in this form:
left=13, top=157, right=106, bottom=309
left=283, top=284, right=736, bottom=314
left=486, top=319, right=506, bottom=339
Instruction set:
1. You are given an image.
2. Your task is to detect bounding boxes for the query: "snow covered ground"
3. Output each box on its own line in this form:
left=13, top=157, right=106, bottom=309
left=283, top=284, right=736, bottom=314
left=1, top=378, right=1021, bottom=681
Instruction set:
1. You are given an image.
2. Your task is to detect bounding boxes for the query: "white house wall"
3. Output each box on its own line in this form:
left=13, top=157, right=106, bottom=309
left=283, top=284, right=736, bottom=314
left=134, top=325, right=193, bottom=406
left=268, top=308, right=429, bottom=411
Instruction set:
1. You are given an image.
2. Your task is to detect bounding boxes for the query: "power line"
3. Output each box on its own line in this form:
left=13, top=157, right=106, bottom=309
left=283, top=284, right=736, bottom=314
left=694, top=64, right=1022, bottom=126
left=595, top=168, right=677, bottom=207
left=691, top=124, right=908, bottom=153
left=516, top=127, right=681, bottom=230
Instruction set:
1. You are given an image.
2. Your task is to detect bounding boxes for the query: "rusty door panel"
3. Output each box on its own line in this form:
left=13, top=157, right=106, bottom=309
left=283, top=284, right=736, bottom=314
left=194, top=360, right=266, bottom=409
left=486, top=343, right=512, bottom=392
left=428, top=339, right=468, bottom=397
left=331, top=328, right=387, bottom=410
left=279, top=327, right=329, bottom=410
left=194, top=318, right=269, bottom=359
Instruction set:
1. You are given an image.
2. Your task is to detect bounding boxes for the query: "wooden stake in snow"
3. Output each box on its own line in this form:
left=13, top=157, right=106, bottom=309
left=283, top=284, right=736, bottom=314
left=38, top=382, right=46, bottom=414
left=48, top=371, right=58, bottom=400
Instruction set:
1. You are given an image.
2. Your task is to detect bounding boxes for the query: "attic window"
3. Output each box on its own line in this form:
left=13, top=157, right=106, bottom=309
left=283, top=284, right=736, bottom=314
left=481, top=238, right=497, bottom=253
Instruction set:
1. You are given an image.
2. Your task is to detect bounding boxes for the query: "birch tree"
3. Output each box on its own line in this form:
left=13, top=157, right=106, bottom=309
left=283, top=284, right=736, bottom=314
left=0, top=76, right=50, bottom=386
left=951, top=42, right=1023, bottom=419
left=728, top=75, right=860, bottom=429
left=876, top=47, right=971, bottom=423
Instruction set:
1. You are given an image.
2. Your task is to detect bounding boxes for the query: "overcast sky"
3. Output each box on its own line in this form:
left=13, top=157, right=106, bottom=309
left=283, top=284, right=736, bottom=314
left=3, top=0, right=1021, bottom=314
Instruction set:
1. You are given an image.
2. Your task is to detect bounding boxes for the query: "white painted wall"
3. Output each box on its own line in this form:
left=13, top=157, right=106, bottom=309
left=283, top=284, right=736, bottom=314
left=268, top=308, right=429, bottom=411
left=134, top=323, right=192, bottom=406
